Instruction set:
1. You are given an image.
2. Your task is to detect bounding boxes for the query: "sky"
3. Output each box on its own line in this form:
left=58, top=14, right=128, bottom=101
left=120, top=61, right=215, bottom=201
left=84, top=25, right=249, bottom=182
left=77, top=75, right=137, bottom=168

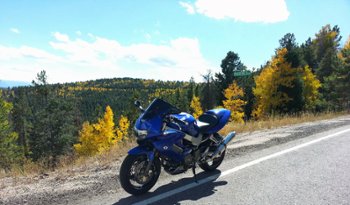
left=0, top=0, right=349, bottom=84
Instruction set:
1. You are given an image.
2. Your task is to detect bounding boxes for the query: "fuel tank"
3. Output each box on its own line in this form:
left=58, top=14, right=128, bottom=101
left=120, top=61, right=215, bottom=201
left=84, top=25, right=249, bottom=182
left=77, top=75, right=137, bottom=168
left=169, top=112, right=199, bottom=136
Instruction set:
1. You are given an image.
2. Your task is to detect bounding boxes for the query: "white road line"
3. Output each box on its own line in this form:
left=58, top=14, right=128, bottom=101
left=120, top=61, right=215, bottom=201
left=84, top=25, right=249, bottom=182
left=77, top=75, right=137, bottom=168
left=133, top=128, right=350, bottom=205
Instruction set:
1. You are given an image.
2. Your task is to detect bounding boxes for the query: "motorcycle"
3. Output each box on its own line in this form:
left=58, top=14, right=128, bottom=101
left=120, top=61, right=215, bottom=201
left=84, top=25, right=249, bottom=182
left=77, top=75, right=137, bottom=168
left=119, top=98, right=236, bottom=195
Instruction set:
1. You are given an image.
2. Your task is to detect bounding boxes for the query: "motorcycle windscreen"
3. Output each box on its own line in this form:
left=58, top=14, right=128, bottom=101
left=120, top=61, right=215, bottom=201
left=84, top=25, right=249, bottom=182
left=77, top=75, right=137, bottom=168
left=136, top=98, right=181, bottom=136
left=141, top=98, right=180, bottom=120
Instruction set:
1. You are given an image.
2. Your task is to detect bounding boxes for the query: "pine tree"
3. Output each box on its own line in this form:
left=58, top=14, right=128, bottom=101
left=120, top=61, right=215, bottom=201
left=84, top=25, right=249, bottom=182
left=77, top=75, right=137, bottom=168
left=215, top=51, right=245, bottom=104
left=222, top=82, right=246, bottom=123
left=29, top=71, right=79, bottom=166
left=201, top=70, right=216, bottom=110
left=11, top=88, right=32, bottom=157
left=313, top=24, right=341, bottom=83
left=328, top=36, right=350, bottom=109
left=278, top=33, right=305, bottom=112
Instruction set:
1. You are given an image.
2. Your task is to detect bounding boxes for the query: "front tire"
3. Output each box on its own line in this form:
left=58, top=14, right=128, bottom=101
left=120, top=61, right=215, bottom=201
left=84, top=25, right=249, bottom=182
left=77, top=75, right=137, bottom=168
left=199, top=150, right=226, bottom=172
left=119, top=154, right=161, bottom=195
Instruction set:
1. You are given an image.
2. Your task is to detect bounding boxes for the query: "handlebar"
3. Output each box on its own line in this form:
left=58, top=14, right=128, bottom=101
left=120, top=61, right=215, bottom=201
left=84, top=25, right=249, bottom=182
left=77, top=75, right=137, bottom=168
left=166, top=115, right=188, bottom=126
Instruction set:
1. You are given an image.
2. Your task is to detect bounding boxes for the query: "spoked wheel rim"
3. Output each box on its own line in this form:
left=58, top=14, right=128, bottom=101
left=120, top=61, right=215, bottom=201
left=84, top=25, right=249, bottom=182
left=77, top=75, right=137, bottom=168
left=127, top=156, right=158, bottom=190
left=199, top=149, right=226, bottom=172
left=120, top=154, right=161, bottom=195
left=207, top=150, right=225, bottom=167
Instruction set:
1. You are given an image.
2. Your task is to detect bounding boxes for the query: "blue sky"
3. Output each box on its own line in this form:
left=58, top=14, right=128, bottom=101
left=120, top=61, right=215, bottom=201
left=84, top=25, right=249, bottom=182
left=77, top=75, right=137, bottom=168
left=1, top=0, right=349, bottom=83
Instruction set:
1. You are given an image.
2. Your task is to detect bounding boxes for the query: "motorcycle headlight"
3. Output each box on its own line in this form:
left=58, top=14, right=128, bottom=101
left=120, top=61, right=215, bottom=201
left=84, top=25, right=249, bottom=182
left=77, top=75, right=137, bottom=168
left=134, top=127, right=148, bottom=139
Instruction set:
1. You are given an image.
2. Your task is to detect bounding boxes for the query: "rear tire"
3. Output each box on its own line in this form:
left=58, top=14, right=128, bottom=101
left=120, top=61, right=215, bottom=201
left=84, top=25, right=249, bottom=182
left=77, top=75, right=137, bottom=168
left=119, top=154, right=161, bottom=195
left=199, top=150, right=226, bottom=172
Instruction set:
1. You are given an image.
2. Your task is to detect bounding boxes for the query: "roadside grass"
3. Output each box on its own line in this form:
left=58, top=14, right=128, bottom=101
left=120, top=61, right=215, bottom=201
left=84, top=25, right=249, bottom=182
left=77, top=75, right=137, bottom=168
left=0, top=140, right=136, bottom=180
left=221, top=111, right=348, bottom=135
left=1, top=111, right=348, bottom=179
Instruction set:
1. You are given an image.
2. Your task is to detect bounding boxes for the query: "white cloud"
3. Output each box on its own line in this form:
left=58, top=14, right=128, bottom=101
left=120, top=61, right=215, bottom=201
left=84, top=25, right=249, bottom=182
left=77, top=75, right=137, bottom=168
left=0, top=45, right=61, bottom=61
left=10, top=28, right=20, bottom=34
left=180, top=0, right=289, bottom=23
left=0, top=33, right=213, bottom=83
left=53, top=32, right=70, bottom=42
left=179, top=1, right=196, bottom=14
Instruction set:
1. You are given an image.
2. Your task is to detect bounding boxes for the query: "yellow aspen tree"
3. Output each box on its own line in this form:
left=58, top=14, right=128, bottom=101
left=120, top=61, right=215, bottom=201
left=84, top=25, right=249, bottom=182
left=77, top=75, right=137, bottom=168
left=190, top=95, right=203, bottom=119
left=74, top=106, right=117, bottom=156
left=253, top=48, right=296, bottom=119
left=74, top=122, right=99, bottom=156
left=116, top=115, right=130, bottom=141
left=301, top=66, right=321, bottom=109
left=222, top=81, right=246, bottom=123
left=93, top=105, right=116, bottom=153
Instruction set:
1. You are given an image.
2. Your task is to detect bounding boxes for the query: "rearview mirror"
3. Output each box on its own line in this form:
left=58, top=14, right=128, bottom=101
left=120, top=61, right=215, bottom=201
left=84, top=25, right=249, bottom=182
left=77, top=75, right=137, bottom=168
left=134, top=100, right=145, bottom=112
left=134, top=100, right=141, bottom=107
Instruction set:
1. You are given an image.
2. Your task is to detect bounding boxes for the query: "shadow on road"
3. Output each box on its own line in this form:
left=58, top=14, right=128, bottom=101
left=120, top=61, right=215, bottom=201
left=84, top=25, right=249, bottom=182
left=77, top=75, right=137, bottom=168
left=113, top=170, right=227, bottom=205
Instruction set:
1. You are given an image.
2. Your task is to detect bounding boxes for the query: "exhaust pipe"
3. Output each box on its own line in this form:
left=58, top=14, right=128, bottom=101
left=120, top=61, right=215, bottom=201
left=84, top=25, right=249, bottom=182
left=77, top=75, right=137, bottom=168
left=208, top=131, right=236, bottom=161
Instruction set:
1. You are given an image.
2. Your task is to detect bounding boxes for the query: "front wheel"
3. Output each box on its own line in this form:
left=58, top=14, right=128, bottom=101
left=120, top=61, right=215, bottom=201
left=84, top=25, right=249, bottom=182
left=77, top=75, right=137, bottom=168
left=199, top=150, right=226, bottom=172
left=119, top=154, right=161, bottom=195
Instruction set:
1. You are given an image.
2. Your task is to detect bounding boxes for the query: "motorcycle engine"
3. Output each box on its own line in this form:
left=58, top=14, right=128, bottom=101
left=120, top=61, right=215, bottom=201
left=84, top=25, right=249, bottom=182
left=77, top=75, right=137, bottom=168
left=162, top=152, right=194, bottom=175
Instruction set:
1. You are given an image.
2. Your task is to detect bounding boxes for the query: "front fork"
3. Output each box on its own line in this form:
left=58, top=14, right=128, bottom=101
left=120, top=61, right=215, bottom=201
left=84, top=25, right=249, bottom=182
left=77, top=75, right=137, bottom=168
left=128, top=146, right=157, bottom=173
left=145, top=148, right=156, bottom=173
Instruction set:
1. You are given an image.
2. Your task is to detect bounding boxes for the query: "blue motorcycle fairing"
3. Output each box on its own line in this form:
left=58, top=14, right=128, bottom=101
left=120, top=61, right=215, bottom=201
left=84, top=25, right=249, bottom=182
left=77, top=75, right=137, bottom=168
left=128, top=146, right=155, bottom=161
left=153, top=129, right=190, bottom=162
left=135, top=116, right=163, bottom=137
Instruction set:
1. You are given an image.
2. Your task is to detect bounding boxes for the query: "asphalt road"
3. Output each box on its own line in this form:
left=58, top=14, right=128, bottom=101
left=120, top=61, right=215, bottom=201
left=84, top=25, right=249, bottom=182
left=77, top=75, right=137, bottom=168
left=78, top=124, right=350, bottom=205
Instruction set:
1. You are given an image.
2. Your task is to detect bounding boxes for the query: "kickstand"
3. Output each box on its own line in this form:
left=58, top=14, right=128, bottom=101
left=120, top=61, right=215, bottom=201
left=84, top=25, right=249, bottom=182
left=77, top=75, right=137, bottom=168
left=192, top=165, right=198, bottom=183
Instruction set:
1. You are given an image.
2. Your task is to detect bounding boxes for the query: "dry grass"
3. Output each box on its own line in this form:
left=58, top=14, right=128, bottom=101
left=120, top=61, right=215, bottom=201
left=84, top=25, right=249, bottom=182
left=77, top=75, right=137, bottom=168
left=220, top=111, right=348, bottom=135
left=0, top=140, right=136, bottom=179
left=1, top=111, right=348, bottom=179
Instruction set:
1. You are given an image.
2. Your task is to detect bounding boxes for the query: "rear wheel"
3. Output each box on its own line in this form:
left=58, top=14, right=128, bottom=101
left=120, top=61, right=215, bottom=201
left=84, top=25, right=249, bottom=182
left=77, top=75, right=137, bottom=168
left=119, top=154, right=161, bottom=195
left=199, top=150, right=226, bottom=172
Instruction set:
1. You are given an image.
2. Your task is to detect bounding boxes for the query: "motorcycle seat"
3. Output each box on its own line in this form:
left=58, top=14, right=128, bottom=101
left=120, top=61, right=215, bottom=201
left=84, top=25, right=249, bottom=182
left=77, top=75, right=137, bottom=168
left=197, top=113, right=219, bottom=133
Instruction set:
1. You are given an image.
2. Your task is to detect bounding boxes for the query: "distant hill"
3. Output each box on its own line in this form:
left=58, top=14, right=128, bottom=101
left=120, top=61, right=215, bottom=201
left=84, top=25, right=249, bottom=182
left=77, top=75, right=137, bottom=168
left=0, top=80, right=30, bottom=88
left=6, top=77, right=195, bottom=123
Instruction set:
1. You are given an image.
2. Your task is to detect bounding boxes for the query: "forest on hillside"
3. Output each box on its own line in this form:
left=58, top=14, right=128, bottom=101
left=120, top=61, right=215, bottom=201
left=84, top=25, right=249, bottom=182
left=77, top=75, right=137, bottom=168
left=0, top=24, right=349, bottom=171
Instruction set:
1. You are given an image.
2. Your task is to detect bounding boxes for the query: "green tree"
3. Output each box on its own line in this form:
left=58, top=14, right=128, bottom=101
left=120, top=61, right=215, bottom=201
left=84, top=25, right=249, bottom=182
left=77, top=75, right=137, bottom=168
left=29, top=71, right=79, bottom=167
left=301, top=38, right=317, bottom=71
left=325, top=36, right=350, bottom=109
left=215, top=51, right=245, bottom=104
left=12, top=88, right=32, bottom=157
left=312, top=24, right=342, bottom=82
left=201, top=70, right=217, bottom=110
left=278, top=33, right=305, bottom=112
